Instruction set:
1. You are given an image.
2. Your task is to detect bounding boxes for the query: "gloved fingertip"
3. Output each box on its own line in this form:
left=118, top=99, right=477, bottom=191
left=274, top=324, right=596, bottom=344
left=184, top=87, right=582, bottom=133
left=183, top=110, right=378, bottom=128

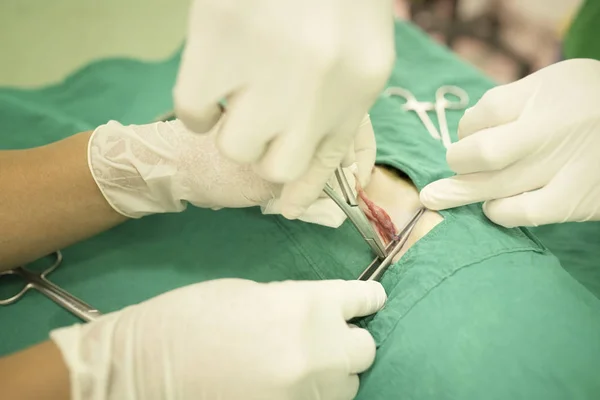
left=218, top=136, right=265, bottom=166
left=367, top=281, right=387, bottom=310
left=481, top=201, right=494, bottom=215
left=175, top=102, right=223, bottom=134
left=420, top=177, right=481, bottom=211
left=336, top=279, right=387, bottom=320
left=280, top=204, right=306, bottom=220
left=419, top=185, right=444, bottom=210
left=482, top=200, right=517, bottom=228
left=255, top=161, right=301, bottom=184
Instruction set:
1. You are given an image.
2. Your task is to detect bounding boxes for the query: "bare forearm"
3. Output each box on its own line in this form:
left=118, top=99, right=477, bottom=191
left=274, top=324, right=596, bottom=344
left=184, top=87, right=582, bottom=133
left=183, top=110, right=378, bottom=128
left=0, top=341, right=70, bottom=400
left=0, top=131, right=128, bottom=271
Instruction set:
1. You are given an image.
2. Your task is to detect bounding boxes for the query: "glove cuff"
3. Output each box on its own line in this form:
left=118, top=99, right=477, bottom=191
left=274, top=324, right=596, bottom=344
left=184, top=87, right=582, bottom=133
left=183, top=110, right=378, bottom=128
left=50, top=324, right=86, bottom=400
left=49, top=313, right=119, bottom=400
left=88, top=121, right=188, bottom=218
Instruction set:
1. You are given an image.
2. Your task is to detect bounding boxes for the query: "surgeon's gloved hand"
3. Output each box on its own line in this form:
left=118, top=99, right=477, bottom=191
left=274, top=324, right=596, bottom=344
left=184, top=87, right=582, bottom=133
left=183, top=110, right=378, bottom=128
left=88, top=115, right=375, bottom=228
left=420, top=59, right=600, bottom=228
left=174, top=0, right=395, bottom=220
left=50, top=278, right=386, bottom=400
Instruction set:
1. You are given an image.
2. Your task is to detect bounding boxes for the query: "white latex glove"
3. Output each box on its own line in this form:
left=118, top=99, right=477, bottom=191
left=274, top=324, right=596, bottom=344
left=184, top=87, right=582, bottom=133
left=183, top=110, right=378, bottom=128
left=173, top=0, right=395, bottom=220
left=50, top=278, right=386, bottom=400
left=88, top=114, right=376, bottom=228
left=420, top=59, right=600, bottom=228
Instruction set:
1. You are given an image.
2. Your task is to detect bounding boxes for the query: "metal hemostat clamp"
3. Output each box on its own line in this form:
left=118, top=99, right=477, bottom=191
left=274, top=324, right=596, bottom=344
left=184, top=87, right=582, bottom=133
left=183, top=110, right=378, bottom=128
left=323, top=167, right=387, bottom=259
left=358, top=207, right=426, bottom=281
left=0, top=251, right=102, bottom=322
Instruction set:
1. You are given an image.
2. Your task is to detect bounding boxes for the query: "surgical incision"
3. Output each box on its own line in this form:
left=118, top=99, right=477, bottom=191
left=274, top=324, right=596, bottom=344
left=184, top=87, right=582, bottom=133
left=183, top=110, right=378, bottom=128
left=356, top=181, right=399, bottom=244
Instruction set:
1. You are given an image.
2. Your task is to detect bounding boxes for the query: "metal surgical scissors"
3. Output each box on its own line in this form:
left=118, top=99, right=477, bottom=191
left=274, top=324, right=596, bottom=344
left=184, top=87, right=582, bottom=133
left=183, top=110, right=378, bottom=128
left=323, top=167, right=387, bottom=259
left=0, top=251, right=102, bottom=322
left=383, top=86, right=469, bottom=148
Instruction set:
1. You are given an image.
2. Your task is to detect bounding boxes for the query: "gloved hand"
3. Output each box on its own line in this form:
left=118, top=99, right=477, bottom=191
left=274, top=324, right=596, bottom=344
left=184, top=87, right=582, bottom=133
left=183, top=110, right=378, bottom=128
left=88, top=114, right=376, bottom=228
left=50, top=278, right=386, bottom=400
left=420, top=59, right=600, bottom=228
left=173, top=0, right=395, bottom=220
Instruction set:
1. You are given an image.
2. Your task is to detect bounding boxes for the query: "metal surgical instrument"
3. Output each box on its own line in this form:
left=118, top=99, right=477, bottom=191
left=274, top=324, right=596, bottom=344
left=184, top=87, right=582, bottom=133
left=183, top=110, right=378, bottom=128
left=358, top=207, right=426, bottom=281
left=383, top=86, right=469, bottom=148
left=0, top=251, right=102, bottom=322
left=323, top=167, right=387, bottom=259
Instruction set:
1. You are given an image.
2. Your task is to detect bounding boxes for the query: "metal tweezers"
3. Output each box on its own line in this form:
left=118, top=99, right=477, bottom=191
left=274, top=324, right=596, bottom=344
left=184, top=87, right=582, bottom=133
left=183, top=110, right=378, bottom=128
left=323, top=167, right=387, bottom=259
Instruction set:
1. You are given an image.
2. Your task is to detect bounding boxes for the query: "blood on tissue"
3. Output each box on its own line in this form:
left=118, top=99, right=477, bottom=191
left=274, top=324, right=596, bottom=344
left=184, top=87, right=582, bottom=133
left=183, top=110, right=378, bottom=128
left=355, top=180, right=399, bottom=244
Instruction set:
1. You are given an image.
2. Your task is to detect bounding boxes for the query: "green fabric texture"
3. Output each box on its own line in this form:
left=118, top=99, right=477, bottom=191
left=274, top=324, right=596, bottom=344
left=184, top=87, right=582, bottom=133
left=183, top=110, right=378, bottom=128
left=564, top=0, right=600, bottom=60
left=2, top=21, right=600, bottom=399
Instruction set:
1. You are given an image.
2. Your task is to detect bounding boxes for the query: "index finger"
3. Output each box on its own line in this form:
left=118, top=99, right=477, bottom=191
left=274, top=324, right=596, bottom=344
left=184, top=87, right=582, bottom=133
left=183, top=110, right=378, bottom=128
left=458, top=76, right=533, bottom=140
left=446, top=119, right=536, bottom=175
left=353, top=114, right=377, bottom=187
left=325, top=280, right=387, bottom=321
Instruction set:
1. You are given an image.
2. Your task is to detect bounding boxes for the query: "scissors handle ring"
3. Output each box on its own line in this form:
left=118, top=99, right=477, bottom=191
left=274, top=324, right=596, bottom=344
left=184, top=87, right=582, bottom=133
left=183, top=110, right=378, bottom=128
left=385, top=87, right=439, bottom=114
left=436, top=86, right=469, bottom=109
left=41, top=250, right=63, bottom=278
left=0, top=251, right=62, bottom=304
left=0, top=251, right=63, bottom=303
left=0, top=269, right=32, bottom=304
left=382, top=87, right=420, bottom=107
left=383, top=86, right=416, bottom=100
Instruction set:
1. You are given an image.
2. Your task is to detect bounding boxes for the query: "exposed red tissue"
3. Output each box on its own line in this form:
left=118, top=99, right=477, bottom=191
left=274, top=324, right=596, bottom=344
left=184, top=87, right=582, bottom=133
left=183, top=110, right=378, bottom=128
left=355, top=180, right=399, bottom=244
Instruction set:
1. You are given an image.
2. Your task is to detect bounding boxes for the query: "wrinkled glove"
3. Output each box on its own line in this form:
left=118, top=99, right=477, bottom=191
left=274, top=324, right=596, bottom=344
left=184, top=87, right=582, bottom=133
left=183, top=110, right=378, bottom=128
left=420, top=59, right=600, bottom=228
left=50, top=278, right=386, bottom=400
left=174, top=0, right=395, bottom=220
left=88, top=115, right=376, bottom=228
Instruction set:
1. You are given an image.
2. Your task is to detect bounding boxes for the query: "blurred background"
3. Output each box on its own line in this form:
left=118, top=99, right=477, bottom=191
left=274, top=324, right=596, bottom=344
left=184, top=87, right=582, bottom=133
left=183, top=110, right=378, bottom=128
left=395, top=0, right=582, bottom=83
left=0, top=0, right=584, bottom=87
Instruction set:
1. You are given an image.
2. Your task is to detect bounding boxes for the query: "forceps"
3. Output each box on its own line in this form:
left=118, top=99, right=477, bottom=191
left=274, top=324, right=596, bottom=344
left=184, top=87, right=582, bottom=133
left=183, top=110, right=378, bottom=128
left=383, top=86, right=469, bottom=148
left=0, top=251, right=102, bottom=322
left=323, top=167, right=387, bottom=259
left=358, top=207, right=426, bottom=281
